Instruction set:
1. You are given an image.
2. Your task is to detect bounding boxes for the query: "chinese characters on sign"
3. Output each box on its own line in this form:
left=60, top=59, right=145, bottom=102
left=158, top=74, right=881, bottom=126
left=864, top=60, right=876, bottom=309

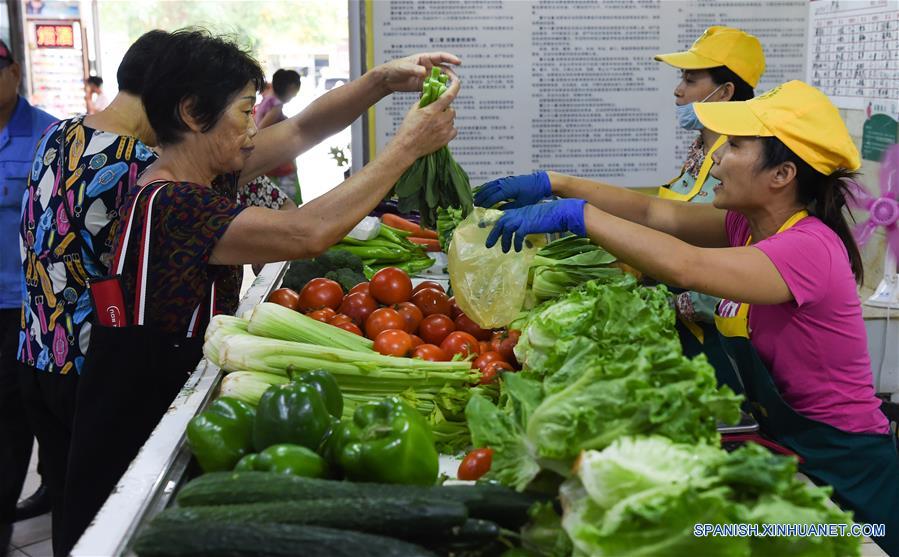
left=35, top=24, right=75, bottom=48
left=370, top=0, right=808, bottom=185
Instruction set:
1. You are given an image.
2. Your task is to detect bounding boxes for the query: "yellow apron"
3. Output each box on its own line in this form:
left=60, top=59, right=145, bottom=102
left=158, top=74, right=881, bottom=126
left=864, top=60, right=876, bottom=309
left=713, top=210, right=809, bottom=338
left=658, top=135, right=727, bottom=202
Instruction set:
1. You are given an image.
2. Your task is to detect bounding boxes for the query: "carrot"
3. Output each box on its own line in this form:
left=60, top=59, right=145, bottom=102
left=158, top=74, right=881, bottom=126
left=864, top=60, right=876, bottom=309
left=381, top=213, right=421, bottom=234
left=408, top=228, right=438, bottom=240
left=407, top=237, right=441, bottom=252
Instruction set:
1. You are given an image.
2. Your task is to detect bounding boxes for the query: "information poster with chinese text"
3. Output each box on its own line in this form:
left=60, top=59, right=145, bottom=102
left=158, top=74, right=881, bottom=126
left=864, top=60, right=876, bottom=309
left=368, top=0, right=807, bottom=186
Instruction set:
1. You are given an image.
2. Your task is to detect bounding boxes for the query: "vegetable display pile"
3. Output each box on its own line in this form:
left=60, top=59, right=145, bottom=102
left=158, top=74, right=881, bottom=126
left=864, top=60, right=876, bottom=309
left=560, top=436, right=860, bottom=557
left=436, top=206, right=465, bottom=252
left=204, top=267, right=522, bottom=452
left=281, top=249, right=367, bottom=294
left=465, top=276, right=743, bottom=491
left=526, top=236, right=624, bottom=305
left=391, top=67, right=472, bottom=229
left=333, top=222, right=435, bottom=279
left=135, top=471, right=544, bottom=557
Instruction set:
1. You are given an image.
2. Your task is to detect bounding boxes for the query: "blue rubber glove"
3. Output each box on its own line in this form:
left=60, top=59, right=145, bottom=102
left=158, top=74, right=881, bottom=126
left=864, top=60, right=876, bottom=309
left=486, top=199, right=587, bottom=253
left=473, top=171, right=553, bottom=209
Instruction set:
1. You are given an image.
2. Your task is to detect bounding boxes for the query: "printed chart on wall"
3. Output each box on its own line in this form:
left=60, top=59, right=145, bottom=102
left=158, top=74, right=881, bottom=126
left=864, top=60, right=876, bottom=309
left=807, top=0, right=899, bottom=161
left=807, top=0, right=899, bottom=117
left=367, top=0, right=807, bottom=186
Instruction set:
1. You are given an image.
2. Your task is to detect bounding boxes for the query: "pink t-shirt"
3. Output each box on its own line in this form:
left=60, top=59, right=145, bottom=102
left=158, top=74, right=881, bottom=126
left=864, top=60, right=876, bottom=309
left=724, top=211, right=888, bottom=434
left=254, top=95, right=283, bottom=126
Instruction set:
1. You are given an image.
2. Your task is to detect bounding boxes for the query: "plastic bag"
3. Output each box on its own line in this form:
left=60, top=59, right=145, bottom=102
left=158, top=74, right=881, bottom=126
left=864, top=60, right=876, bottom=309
left=448, top=207, right=546, bottom=329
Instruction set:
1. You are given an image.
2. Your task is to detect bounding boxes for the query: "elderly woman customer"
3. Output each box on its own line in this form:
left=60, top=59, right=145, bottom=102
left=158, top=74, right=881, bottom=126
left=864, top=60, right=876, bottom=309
left=61, top=29, right=460, bottom=555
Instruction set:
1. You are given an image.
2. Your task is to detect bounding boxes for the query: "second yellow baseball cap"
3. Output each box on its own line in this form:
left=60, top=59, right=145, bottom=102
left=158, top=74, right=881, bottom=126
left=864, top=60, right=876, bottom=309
left=694, top=80, right=861, bottom=174
left=655, top=26, right=766, bottom=88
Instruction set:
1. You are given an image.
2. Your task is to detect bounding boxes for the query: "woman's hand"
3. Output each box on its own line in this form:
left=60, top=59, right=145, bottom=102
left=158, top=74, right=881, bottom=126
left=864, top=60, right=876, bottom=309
left=376, top=52, right=461, bottom=94
left=474, top=172, right=553, bottom=209
left=386, top=73, right=460, bottom=161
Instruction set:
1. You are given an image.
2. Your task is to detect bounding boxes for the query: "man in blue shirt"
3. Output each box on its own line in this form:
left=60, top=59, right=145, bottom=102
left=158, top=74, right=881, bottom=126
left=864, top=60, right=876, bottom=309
left=0, top=39, right=56, bottom=555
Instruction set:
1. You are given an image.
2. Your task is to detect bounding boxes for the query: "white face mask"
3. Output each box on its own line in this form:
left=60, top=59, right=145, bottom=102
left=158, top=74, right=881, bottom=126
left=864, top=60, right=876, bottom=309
left=676, top=84, right=725, bottom=131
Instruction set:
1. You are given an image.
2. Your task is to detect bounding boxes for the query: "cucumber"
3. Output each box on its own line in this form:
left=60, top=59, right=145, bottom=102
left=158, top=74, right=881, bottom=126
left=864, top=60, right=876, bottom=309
left=413, top=518, right=502, bottom=553
left=133, top=521, right=436, bottom=557
left=176, top=472, right=541, bottom=528
left=154, top=497, right=466, bottom=538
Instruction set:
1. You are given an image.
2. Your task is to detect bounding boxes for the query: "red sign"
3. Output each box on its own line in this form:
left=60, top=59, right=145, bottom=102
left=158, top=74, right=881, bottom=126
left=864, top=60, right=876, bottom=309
left=35, top=24, right=75, bottom=48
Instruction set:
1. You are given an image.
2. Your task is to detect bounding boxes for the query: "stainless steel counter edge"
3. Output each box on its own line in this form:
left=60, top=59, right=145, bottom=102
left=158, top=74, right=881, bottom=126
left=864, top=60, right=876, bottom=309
left=72, top=262, right=288, bottom=557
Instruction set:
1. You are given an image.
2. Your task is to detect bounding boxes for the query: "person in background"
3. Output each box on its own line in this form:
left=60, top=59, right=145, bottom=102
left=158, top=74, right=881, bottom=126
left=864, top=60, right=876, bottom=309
left=255, top=68, right=303, bottom=203
left=83, top=76, right=109, bottom=115
left=0, top=38, right=56, bottom=557
left=17, top=31, right=171, bottom=556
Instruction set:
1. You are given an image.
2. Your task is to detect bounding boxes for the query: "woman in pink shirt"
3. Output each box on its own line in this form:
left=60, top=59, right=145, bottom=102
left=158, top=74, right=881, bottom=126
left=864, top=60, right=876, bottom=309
left=478, top=81, right=898, bottom=554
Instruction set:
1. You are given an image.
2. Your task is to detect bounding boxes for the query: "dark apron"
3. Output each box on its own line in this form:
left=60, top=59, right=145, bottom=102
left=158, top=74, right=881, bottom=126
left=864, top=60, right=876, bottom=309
left=717, top=332, right=899, bottom=555
left=61, top=182, right=213, bottom=555
left=675, top=306, right=745, bottom=396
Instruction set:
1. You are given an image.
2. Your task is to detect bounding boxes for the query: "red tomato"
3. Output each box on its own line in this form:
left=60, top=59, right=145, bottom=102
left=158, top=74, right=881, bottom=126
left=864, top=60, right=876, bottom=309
left=335, top=321, right=363, bottom=336
left=307, top=308, right=336, bottom=323
left=478, top=341, right=490, bottom=355
left=373, top=329, right=413, bottom=357
left=369, top=267, right=413, bottom=305
left=411, top=288, right=452, bottom=317
left=393, top=302, right=423, bottom=334
left=448, top=296, right=462, bottom=319
left=298, top=278, right=344, bottom=312
left=411, top=344, right=450, bottom=362
left=365, top=307, right=406, bottom=339
left=348, top=282, right=370, bottom=296
left=409, top=334, right=424, bottom=349
left=338, top=292, right=378, bottom=327
left=267, top=288, right=301, bottom=311
left=480, top=360, right=513, bottom=385
left=418, top=314, right=455, bottom=345
left=472, top=351, right=506, bottom=373
left=440, top=331, right=480, bottom=358
left=490, top=329, right=521, bottom=367
left=457, top=448, right=493, bottom=481
left=327, top=313, right=353, bottom=326
left=412, top=281, right=445, bottom=295
left=454, top=314, right=492, bottom=341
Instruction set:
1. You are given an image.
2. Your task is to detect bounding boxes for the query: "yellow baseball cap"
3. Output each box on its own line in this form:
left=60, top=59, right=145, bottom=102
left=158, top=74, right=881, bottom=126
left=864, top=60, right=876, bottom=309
left=655, top=26, right=765, bottom=88
left=694, top=80, right=861, bottom=174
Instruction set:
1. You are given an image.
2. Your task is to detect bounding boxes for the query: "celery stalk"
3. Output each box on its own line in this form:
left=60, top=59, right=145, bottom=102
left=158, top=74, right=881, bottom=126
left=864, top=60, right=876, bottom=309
left=219, top=371, right=288, bottom=405
left=247, top=302, right=373, bottom=352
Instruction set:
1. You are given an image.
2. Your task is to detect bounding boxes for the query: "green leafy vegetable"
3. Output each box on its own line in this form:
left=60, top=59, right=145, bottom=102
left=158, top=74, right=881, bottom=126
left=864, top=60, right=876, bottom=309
left=391, top=67, right=472, bottom=229
left=560, top=437, right=860, bottom=557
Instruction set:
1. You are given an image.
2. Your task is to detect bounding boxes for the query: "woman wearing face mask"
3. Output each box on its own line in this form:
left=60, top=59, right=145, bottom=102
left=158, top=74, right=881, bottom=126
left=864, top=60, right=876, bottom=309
left=475, top=27, right=764, bottom=344
left=481, top=81, right=899, bottom=555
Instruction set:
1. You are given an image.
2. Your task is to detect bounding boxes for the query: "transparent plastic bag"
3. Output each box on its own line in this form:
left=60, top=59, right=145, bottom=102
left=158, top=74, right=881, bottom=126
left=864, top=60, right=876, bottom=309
left=448, top=207, right=546, bottom=328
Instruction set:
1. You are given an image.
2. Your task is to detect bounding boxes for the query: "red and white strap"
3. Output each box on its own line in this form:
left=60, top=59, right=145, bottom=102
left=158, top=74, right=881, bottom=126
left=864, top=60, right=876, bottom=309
left=111, top=181, right=216, bottom=333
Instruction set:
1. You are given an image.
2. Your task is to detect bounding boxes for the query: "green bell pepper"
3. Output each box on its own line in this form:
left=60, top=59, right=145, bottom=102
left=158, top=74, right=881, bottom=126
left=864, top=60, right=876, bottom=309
left=235, top=444, right=329, bottom=478
left=187, top=397, right=256, bottom=473
left=291, top=370, right=343, bottom=419
left=253, top=379, right=336, bottom=452
left=331, top=396, right=439, bottom=485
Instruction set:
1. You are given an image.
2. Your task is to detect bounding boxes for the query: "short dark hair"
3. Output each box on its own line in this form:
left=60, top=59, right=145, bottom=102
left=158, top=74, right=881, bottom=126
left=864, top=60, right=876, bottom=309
left=707, top=66, right=755, bottom=101
left=272, top=69, right=301, bottom=99
left=117, top=30, right=170, bottom=94
left=758, top=137, right=863, bottom=284
left=85, top=75, right=103, bottom=88
left=142, top=29, right=264, bottom=145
